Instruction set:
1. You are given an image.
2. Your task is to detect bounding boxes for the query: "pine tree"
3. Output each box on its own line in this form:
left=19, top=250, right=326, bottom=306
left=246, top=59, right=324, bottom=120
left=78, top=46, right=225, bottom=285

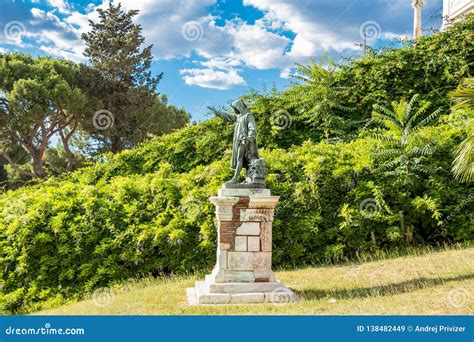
left=82, top=3, right=166, bottom=152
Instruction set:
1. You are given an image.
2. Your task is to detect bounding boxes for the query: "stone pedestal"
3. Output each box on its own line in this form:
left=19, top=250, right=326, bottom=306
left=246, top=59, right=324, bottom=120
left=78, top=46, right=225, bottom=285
left=187, top=188, right=298, bottom=305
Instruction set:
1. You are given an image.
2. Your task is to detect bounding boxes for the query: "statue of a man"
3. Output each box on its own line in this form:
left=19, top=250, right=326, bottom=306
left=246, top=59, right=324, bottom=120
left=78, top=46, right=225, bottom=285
left=208, top=99, right=266, bottom=187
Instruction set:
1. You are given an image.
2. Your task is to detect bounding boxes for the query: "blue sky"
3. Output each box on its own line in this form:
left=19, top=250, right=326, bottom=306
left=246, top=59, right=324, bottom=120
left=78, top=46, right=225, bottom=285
left=0, top=0, right=443, bottom=121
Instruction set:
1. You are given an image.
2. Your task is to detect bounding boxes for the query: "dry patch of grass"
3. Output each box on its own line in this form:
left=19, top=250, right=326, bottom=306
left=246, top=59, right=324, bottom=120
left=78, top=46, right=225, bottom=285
left=35, top=247, right=473, bottom=315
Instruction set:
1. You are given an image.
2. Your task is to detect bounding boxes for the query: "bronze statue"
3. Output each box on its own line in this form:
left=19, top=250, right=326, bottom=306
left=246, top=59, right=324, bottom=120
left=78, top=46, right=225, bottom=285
left=208, top=99, right=267, bottom=187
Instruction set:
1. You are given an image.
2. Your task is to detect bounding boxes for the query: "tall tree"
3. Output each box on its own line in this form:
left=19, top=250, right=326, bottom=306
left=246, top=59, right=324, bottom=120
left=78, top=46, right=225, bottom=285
left=82, top=2, right=169, bottom=153
left=0, top=54, right=85, bottom=178
left=149, top=95, right=190, bottom=136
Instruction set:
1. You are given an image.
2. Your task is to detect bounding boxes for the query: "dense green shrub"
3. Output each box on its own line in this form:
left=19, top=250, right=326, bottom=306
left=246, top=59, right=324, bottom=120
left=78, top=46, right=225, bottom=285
left=1, top=125, right=471, bottom=312
left=337, top=16, right=473, bottom=116
left=0, top=17, right=473, bottom=313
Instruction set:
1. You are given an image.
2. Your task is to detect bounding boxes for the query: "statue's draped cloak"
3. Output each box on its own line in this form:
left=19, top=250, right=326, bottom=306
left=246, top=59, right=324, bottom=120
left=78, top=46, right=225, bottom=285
left=219, top=110, right=257, bottom=168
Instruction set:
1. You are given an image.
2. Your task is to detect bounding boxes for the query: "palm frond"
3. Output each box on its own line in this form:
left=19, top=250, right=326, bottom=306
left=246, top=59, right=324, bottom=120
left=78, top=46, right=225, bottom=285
left=421, top=143, right=435, bottom=156
left=331, top=102, right=357, bottom=112
left=374, top=148, right=401, bottom=159
left=452, top=132, right=474, bottom=183
left=406, top=100, right=431, bottom=131
left=449, top=78, right=474, bottom=111
left=404, top=94, right=420, bottom=124
left=412, top=164, right=434, bottom=175
left=372, top=105, right=400, bottom=129
left=412, top=107, right=444, bottom=131
left=408, top=144, right=435, bottom=157
left=373, top=104, right=396, bottom=119
left=369, top=132, right=399, bottom=144
left=384, top=159, right=402, bottom=170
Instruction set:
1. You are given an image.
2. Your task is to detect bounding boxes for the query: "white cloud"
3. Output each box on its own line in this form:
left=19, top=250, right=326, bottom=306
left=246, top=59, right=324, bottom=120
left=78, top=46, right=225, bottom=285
left=224, top=19, right=292, bottom=69
left=200, top=57, right=243, bottom=71
left=65, top=10, right=95, bottom=34
left=180, top=67, right=246, bottom=90
left=280, top=67, right=291, bottom=79
left=39, top=45, right=84, bottom=63
left=244, top=0, right=359, bottom=58
left=47, top=0, right=71, bottom=14
left=28, top=7, right=86, bottom=62
left=118, top=0, right=226, bottom=60
left=382, top=32, right=408, bottom=40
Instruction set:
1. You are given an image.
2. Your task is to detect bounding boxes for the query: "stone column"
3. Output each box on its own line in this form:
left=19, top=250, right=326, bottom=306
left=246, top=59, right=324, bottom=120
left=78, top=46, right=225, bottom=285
left=187, top=187, right=298, bottom=305
left=412, top=0, right=424, bottom=39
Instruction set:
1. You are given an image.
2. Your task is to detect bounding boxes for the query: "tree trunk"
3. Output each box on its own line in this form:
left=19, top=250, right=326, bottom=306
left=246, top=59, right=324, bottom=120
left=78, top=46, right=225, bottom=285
left=31, top=151, right=45, bottom=178
left=60, top=142, right=75, bottom=172
left=110, top=136, right=123, bottom=153
left=59, top=124, right=77, bottom=172
left=65, top=150, right=75, bottom=172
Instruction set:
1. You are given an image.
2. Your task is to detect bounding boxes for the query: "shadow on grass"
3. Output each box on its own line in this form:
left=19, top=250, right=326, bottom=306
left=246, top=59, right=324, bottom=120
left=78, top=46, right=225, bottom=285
left=297, top=273, right=474, bottom=300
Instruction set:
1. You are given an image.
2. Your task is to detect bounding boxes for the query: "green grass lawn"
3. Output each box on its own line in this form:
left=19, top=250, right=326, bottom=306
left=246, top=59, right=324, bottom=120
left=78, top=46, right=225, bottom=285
left=34, top=246, right=473, bottom=315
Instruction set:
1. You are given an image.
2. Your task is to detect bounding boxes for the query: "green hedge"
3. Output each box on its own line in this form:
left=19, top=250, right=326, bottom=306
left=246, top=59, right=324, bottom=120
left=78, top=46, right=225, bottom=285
left=1, top=127, right=471, bottom=312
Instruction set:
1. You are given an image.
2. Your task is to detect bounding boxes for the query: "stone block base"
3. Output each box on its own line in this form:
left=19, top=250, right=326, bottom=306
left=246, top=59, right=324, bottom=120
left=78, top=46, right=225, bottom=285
left=187, top=279, right=299, bottom=305
left=187, top=187, right=298, bottom=306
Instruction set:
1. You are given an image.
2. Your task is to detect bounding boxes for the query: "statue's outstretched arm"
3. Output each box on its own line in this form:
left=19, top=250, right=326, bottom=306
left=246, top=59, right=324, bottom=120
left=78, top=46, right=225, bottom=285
left=208, top=106, right=237, bottom=122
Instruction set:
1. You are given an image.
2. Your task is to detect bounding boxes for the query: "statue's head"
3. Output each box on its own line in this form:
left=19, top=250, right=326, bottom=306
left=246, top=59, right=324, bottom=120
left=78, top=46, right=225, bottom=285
left=231, top=99, right=248, bottom=115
